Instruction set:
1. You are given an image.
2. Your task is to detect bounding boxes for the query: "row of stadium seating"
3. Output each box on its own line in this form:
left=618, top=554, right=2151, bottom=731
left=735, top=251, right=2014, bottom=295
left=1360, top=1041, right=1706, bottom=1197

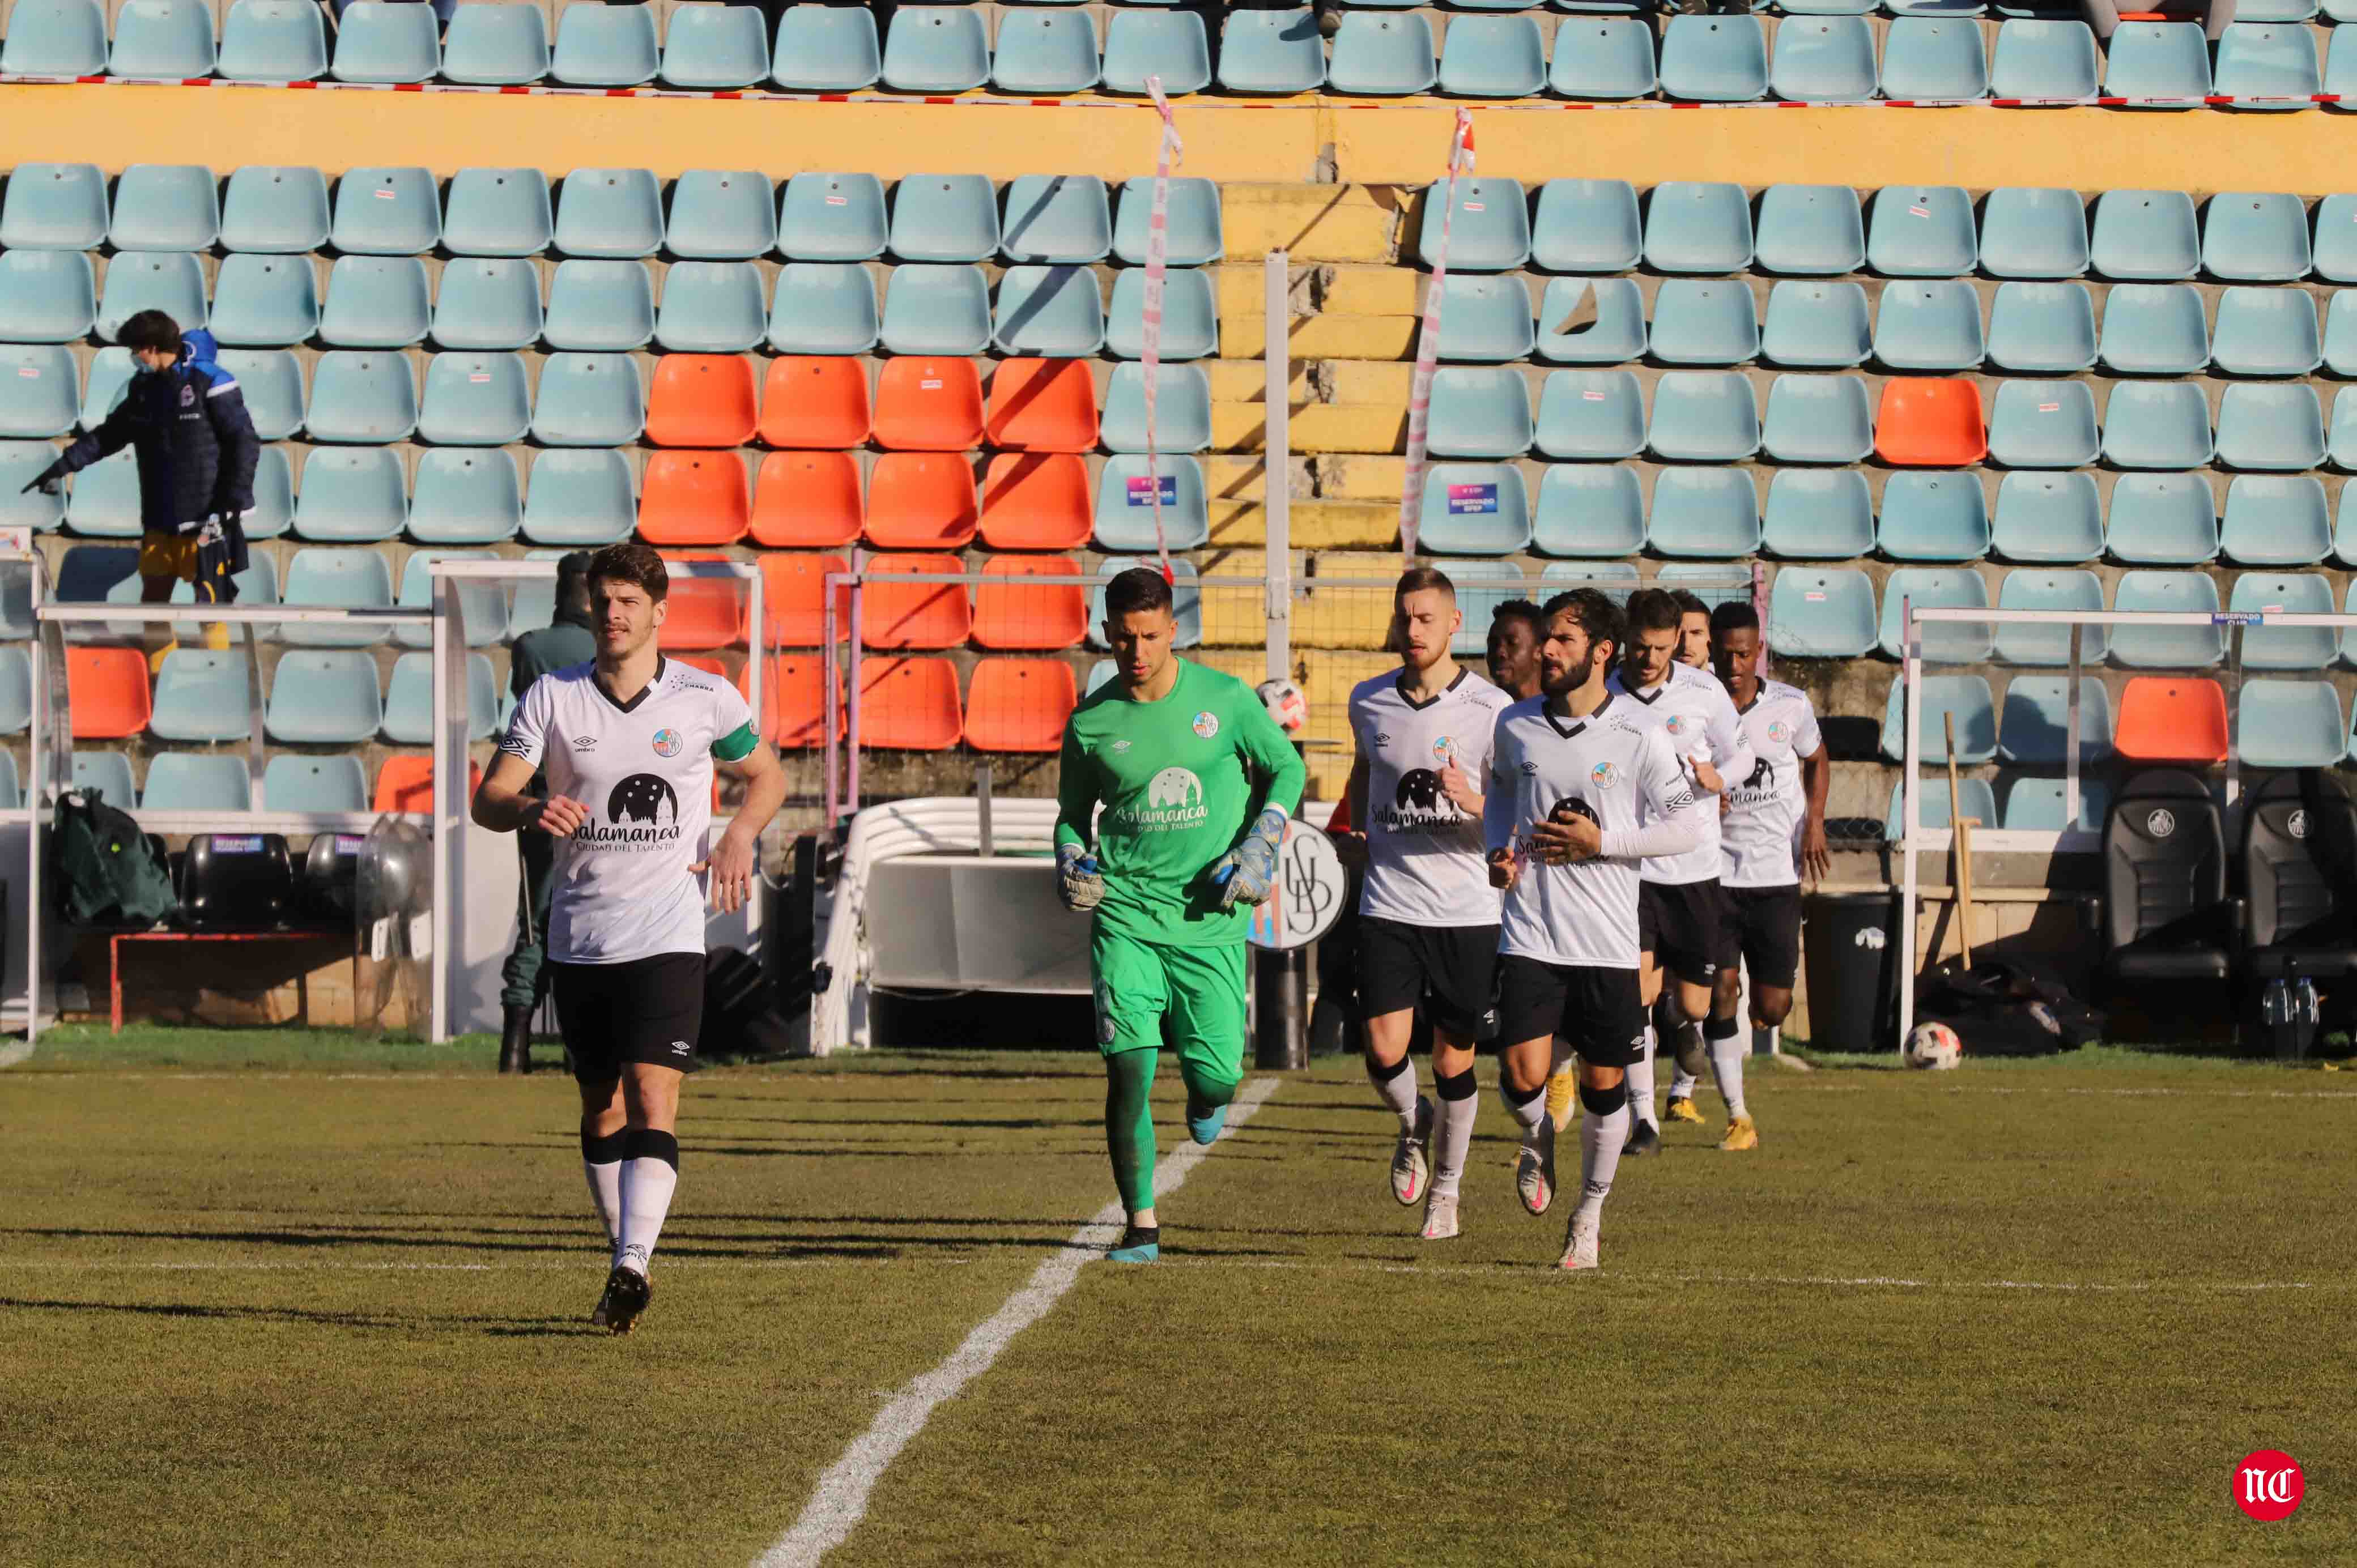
left=1888, top=672, right=2348, bottom=768
left=0, top=748, right=437, bottom=812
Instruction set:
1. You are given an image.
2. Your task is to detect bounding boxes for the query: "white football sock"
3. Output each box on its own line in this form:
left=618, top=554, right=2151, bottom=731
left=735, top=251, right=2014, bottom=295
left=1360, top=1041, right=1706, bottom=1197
left=1500, top=1080, right=1547, bottom=1137
left=1668, top=1064, right=1699, bottom=1100
left=616, top=1130, right=679, bottom=1277
left=1432, top=1068, right=1479, bottom=1196
left=1707, top=1021, right=1748, bottom=1118
left=1575, top=1097, right=1631, bottom=1224
left=1625, top=1027, right=1658, bottom=1127
left=1368, top=1052, right=1419, bottom=1132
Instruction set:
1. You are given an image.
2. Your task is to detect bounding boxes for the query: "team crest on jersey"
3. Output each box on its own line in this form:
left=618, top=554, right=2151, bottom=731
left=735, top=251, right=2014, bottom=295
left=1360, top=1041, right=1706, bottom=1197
left=1431, top=735, right=1458, bottom=766
left=650, top=727, right=682, bottom=758
left=179, top=384, right=195, bottom=408
left=1767, top=718, right=1794, bottom=745
left=1663, top=713, right=1690, bottom=738
left=1117, top=767, right=1209, bottom=832
left=1192, top=711, right=1219, bottom=739
left=1590, top=760, right=1620, bottom=789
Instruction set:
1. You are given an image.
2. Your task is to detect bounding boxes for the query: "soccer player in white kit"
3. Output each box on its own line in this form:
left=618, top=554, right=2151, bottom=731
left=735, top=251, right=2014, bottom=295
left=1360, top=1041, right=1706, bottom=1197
left=1484, top=590, right=1701, bottom=1270
left=1708, top=601, right=1831, bottom=1096
left=474, top=544, right=788, bottom=1334
left=1345, top=568, right=1514, bottom=1241
left=1603, top=590, right=1754, bottom=1154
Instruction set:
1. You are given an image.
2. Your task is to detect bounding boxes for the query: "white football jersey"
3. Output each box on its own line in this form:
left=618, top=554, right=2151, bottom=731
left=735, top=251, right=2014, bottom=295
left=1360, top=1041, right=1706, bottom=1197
left=1348, top=666, right=1514, bottom=926
left=1722, top=678, right=1824, bottom=889
left=1484, top=694, right=1696, bottom=970
left=498, top=657, right=759, bottom=965
left=1606, top=661, right=1753, bottom=887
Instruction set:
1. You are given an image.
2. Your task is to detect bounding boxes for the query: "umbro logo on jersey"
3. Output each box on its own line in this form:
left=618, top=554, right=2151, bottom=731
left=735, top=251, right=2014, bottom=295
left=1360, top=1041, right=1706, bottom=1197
left=670, top=1041, right=691, bottom=1055
left=1375, top=731, right=1393, bottom=746
left=1111, top=739, right=1130, bottom=752
left=573, top=735, right=598, bottom=750
left=1520, top=760, right=1539, bottom=776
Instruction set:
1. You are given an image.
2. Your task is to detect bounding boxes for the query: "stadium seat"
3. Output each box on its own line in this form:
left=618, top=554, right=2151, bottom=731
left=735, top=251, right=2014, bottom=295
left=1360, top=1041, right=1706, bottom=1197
left=265, top=649, right=382, bottom=743
left=2100, top=382, right=2214, bottom=471
left=109, top=165, right=218, bottom=254
left=1415, top=177, right=1530, bottom=273
left=754, top=653, right=836, bottom=748
left=2209, top=288, right=2321, bottom=377
left=0, top=442, right=65, bottom=527
left=760, top=552, right=850, bottom=647
left=148, top=650, right=250, bottom=743
left=1884, top=777, right=1999, bottom=841
left=971, top=557, right=1086, bottom=651
left=1533, top=278, right=1647, bottom=364
left=1106, top=269, right=1217, bottom=362
left=1762, top=469, right=1875, bottom=557
left=381, top=650, right=500, bottom=744
left=2313, top=194, right=2357, bottom=284
left=209, top=254, right=316, bottom=347
left=1437, top=14, right=1547, bottom=97
left=654, top=262, right=768, bottom=354
left=648, top=555, right=746, bottom=651
left=303, top=351, right=417, bottom=444
left=217, top=0, right=326, bottom=81
left=1647, top=280, right=1759, bottom=365
left=751, top=451, right=862, bottom=549
left=550, top=0, right=657, bottom=84
left=331, top=0, right=436, bottom=81
left=411, top=449, right=523, bottom=544
left=1218, top=7, right=1324, bottom=92
left=522, top=449, right=637, bottom=546
left=2331, top=386, right=2357, bottom=470
left=138, top=752, right=253, bottom=809
left=890, top=176, right=999, bottom=265
left=1093, top=455, right=1209, bottom=550
left=1753, top=185, right=1865, bottom=276
left=1990, top=472, right=2103, bottom=564
left=62, top=451, right=145, bottom=536
left=530, top=353, right=645, bottom=447
left=431, top=259, right=542, bottom=352
left=1760, top=280, right=1873, bottom=367
left=66, top=646, right=151, bottom=738
left=2090, top=189, right=2200, bottom=280
left=2114, top=681, right=2230, bottom=766
left=1769, top=16, right=1878, bottom=101
left=984, top=358, right=1100, bottom=454
left=1543, top=17, right=1652, bottom=97
left=0, top=163, right=106, bottom=252
left=1532, top=370, right=1643, bottom=460
left=856, top=657, right=962, bottom=750
left=2231, top=572, right=2338, bottom=670
left=879, top=264, right=992, bottom=355
left=1867, top=186, right=1977, bottom=276
left=1644, top=181, right=1754, bottom=272
left=245, top=449, right=293, bottom=539
left=0, top=250, right=94, bottom=342
left=1414, top=463, right=1532, bottom=556
left=771, top=4, right=880, bottom=90
left=1977, top=189, right=2088, bottom=280
left=2211, top=23, right=2321, bottom=104
left=1878, top=673, right=1998, bottom=764
left=859, top=552, right=969, bottom=650
left=262, top=755, right=367, bottom=812
left=2094, top=283, right=2209, bottom=375
left=1872, top=280, right=1985, bottom=370
left=1657, top=15, right=1768, bottom=101
left=1986, top=379, right=2099, bottom=468
left=871, top=356, right=984, bottom=450
left=2237, top=769, right=2357, bottom=987
left=1112, top=177, right=1222, bottom=268
left=1998, top=676, right=2114, bottom=765
left=2216, top=384, right=2325, bottom=472
left=291, top=446, right=405, bottom=542
left=768, top=263, right=880, bottom=356
left=1986, top=281, right=2098, bottom=373
left=93, top=250, right=206, bottom=343
left=1759, top=374, right=1874, bottom=463
left=112, top=0, right=217, bottom=77
left=1878, top=18, right=1988, bottom=99
left=2, top=0, right=108, bottom=74
left=555, top=169, right=663, bottom=260
left=1878, top=566, right=1993, bottom=662
left=760, top=355, right=872, bottom=449
left=542, top=260, right=656, bottom=352
left=1001, top=176, right=1112, bottom=266
left=2001, top=776, right=2110, bottom=833
left=1648, top=468, right=1761, bottom=558
left=441, top=3, right=549, bottom=85
left=637, top=451, right=750, bottom=548
left=662, top=4, right=768, bottom=90
left=1874, top=378, right=1986, bottom=466
left=329, top=167, right=437, bottom=256
left=977, top=452, right=1091, bottom=550
left=1530, top=180, right=1642, bottom=272
left=77, top=347, right=135, bottom=431
left=1091, top=559, right=1203, bottom=650
left=645, top=355, right=758, bottom=449
left=665, top=171, right=776, bottom=263
left=778, top=173, right=888, bottom=262
left=1988, top=19, right=2098, bottom=97
left=1532, top=465, right=1648, bottom=556
left=2102, top=20, right=2210, bottom=97
left=2204, top=192, right=2312, bottom=281
left=1768, top=565, right=1878, bottom=656
left=880, top=6, right=989, bottom=92
left=989, top=8, right=1099, bottom=93
left=1100, top=10, right=1210, bottom=95
left=1878, top=471, right=1991, bottom=561
left=1994, top=566, right=2108, bottom=664
left=993, top=266, right=1106, bottom=356
left=1426, top=368, right=1534, bottom=459
left=1416, top=274, right=1527, bottom=363
left=2104, top=471, right=2218, bottom=565
left=1099, top=363, right=1212, bottom=454
left=2220, top=474, right=2331, bottom=564
left=2110, top=570, right=2224, bottom=667
left=317, top=255, right=428, bottom=349
left=372, top=755, right=480, bottom=815
left=964, top=659, right=1075, bottom=753
left=1645, top=372, right=1759, bottom=462
left=71, top=751, right=137, bottom=805
left=864, top=452, right=978, bottom=549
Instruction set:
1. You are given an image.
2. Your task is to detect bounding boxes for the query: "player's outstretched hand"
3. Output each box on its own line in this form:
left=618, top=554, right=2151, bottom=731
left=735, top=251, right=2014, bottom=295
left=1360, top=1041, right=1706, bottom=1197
left=692, top=825, right=759, bottom=914
left=1690, top=756, right=1724, bottom=796
left=1057, top=842, right=1103, bottom=913
left=1210, top=806, right=1288, bottom=909
left=532, top=794, right=589, bottom=839
left=1487, top=846, right=1519, bottom=891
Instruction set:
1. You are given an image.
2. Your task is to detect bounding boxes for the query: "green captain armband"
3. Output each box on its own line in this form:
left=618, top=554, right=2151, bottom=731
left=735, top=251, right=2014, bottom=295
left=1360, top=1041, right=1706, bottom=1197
left=713, top=722, right=759, bottom=762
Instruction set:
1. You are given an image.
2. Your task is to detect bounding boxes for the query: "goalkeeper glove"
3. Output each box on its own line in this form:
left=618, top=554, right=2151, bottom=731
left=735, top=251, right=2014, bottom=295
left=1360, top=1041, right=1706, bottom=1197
left=1210, top=806, right=1289, bottom=910
left=1056, top=842, right=1103, bottom=913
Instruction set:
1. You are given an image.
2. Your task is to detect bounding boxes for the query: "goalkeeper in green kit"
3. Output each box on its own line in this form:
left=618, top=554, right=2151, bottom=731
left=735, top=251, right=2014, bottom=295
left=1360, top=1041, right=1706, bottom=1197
left=1056, top=567, right=1306, bottom=1263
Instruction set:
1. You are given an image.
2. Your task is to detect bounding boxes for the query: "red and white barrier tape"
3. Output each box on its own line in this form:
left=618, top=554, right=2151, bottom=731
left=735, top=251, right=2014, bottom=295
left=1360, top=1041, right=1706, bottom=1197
left=1142, top=76, right=1182, bottom=587
left=1397, top=107, right=1473, bottom=562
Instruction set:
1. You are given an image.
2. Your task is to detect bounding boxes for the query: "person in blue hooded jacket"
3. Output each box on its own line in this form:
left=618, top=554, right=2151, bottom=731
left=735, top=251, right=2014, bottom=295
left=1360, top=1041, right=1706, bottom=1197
left=22, top=310, right=261, bottom=666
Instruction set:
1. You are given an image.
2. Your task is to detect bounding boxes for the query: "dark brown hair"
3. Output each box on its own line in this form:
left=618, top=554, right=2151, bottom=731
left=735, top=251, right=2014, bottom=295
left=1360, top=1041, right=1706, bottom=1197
left=1393, top=565, right=1457, bottom=610
left=1623, top=587, right=1682, bottom=635
left=585, top=542, right=669, bottom=603
left=119, top=309, right=182, bottom=359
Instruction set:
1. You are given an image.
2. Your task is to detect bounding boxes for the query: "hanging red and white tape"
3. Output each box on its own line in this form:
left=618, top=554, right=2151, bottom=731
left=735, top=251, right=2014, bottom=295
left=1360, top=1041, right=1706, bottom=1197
left=1142, top=76, right=1184, bottom=586
left=1397, top=108, right=1474, bottom=561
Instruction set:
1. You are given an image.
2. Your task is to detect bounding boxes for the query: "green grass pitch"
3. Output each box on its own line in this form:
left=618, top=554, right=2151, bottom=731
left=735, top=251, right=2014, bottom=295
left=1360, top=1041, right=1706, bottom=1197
left=3, top=1027, right=2353, bottom=1565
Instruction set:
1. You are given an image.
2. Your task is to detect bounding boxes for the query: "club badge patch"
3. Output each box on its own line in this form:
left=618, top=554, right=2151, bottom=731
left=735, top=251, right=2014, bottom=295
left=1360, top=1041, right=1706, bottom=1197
left=651, top=728, right=682, bottom=758
left=1590, top=761, right=1620, bottom=789
left=1192, top=711, right=1219, bottom=739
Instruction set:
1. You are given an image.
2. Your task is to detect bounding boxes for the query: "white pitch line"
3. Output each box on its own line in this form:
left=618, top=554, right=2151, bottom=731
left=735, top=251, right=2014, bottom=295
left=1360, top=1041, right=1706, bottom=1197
left=752, top=1075, right=1282, bottom=1568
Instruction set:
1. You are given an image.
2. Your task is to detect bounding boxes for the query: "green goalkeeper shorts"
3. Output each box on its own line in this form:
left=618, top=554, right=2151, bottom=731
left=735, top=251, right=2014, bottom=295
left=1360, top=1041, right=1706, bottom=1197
left=1090, top=926, right=1248, bottom=1076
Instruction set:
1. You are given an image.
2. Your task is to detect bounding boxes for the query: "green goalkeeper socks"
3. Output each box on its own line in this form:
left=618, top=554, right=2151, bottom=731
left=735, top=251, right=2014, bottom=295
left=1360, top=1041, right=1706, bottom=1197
left=1104, top=1047, right=1158, bottom=1215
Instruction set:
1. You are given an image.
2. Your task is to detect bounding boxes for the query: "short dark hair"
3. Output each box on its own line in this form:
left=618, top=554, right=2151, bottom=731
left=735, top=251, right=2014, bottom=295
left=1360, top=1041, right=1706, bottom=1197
left=555, top=549, right=594, bottom=587
left=586, top=542, right=669, bottom=603
left=119, top=309, right=182, bottom=359
left=1670, top=589, right=1710, bottom=620
left=1711, top=600, right=1762, bottom=638
left=1539, top=587, right=1626, bottom=668
left=1104, top=565, right=1173, bottom=620
left=1624, top=587, right=1682, bottom=635
left=1394, top=565, right=1456, bottom=609
left=1488, top=598, right=1543, bottom=639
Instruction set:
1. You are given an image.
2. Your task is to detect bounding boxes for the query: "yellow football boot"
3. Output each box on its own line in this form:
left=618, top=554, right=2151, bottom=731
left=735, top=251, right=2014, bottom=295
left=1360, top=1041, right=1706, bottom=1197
left=1543, top=1063, right=1579, bottom=1131
left=1718, top=1114, right=1759, bottom=1152
left=1665, top=1095, right=1704, bottom=1126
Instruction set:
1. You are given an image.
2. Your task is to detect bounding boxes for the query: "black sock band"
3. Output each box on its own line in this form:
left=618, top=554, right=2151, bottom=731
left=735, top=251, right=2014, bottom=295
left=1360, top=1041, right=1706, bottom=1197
left=1502, top=1079, right=1545, bottom=1110
left=581, top=1128, right=627, bottom=1164
left=622, top=1128, right=679, bottom=1170
left=1705, top=1014, right=1742, bottom=1042
left=1435, top=1067, right=1478, bottom=1102
left=1579, top=1081, right=1629, bottom=1116
left=1368, top=1053, right=1413, bottom=1084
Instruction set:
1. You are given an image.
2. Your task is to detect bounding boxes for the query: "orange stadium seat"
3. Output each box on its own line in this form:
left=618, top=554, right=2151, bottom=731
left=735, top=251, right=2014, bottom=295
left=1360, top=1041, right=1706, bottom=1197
left=2115, top=677, right=2230, bottom=764
left=871, top=356, right=984, bottom=451
left=637, top=450, right=751, bottom=546
left=754, top=653, right=839, bottom=748
left=373, top=756, right=482, bottom=813
left=857, top=657, right=963, bottom=750
left=67, top=646, right=151, bottom=738
left=860, top=551, right=970, bottom=649
left=759, top=355, right=871, bottom=449
left=965, top=659, right=1077, bottom=753
left=977, top=451, right=1092, bottom=550
left=673, top=654, right=729, bottom=680
left=972, top=556, right=1087, bottom=650
left=656, top=552, right=748, bottom=650
left=1874, top=377, right=1987, bottom=467
left=760, top=552, right=850, bottom=647
left=645, top=353, right=758, bottom=447
left=750, top=450, right=863, bottom=548
left=864, top=452, right=980, bottom=549
left=984, top=357, right=1100, bottom=453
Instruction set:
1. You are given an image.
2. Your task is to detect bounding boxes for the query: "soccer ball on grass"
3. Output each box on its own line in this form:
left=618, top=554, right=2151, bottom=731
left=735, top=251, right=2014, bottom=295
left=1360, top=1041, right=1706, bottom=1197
left=1905, top=1020, right=1963, bottom=1071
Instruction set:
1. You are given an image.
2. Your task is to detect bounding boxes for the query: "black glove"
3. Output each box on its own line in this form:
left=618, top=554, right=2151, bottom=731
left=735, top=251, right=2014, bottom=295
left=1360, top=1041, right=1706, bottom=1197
left=19, top=469, right=60, bottom=497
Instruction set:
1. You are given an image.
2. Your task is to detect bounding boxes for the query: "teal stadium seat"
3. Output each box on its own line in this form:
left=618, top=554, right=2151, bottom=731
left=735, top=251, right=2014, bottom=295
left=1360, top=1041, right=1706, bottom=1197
left=441, top=3, right=549, bottom=86
left=543, top=261, right=656, bottom=351
left=220, top=165, right=329, bottom=254
left=1534, top=278, right=1645, bottom=363
left=2100, top=381, right=2213, bottom=469
left=990, top=10, right=1100, bottom=95
left=1873, top=280, right=1985, bottom=370
left=1996, top=677, right=2113, bottom=766
left=1113, top=177, right=1223, bottom=266
left=1879, top=470, right=1990, bottom=560
left=522, top=449, right=637, bottom=546
left=1657, top=15, right=1768, bottom=102
left=1769, top=18, right=1878, bottom=103
left=1760, top=373, right=1874, bottom=463
left=1879, top=18, right=1988, bottom=100
left=1878, top=566, right=1993, bottom=661
left=432, top=259, right=543, bottom=351
left=1427, top=370, right=1534, bottom=459
left=2326, top=37, right=2357, bottom=110
left=0, top=441, right=65, bottom=526
left=1413, top=463, right=1531, bottom=555
left=1432, top=275, right=1535, bottom=363
left=77, top=347, right=134, bottom=429
left=555, top=169, right=664, bottom=259
left=109, top=164, right=218, bottom=252
left=244, top=447, right=293, bottom=537
left=1878, top=674, right=1998, bottom=764
left=1530, top=180, right=1641, bottom=272
left=769, top=264, right=880, bottom=355
left=418, top=355, right=530, bottom=446
left=1217, top=8, right=1324, bottom=93
left=304, top=351, right=416, bottom=444
left=53, top=542, right=139, bottom=611
left=318, top=255, right=428, bottom=348
left=1107, top=268, right=1218, bottom=360
left=2208, top=287, right=2320, bottom=376
left=1994, top=567, right=2108, bottom=664
left=1093, top=455, right=1210, bottom=551
left=2239, top=680, right=2345, bottom=768
left=1648, top=468, right=1762, bottom=557
left=1547, top=19, right=1656, bottom=99
left=2340, top=497, right=2357, bottom=567
left=1988, top=19, right=2098, bottom=98
left=1533, top=369, right=1645, bottom=461
left=382, top=651, right=500, bottom=743
left=65, top=451, right=146, bottom=535
left=2106, top=472, right=2218, bottom=564
left=1647, top=279, right=1759, bottom=365
left=141, top=753, right=251, bottom=812
left=662, top=4, right=769, bottom=90
left=149, top=650, right=252, bottom=743
left=1437, top=15, right=1547, bottom=99
left=1986, top=379, right=2099, bottom=468
left=1100, top=363, right=1212, bottom=454
left=1760, top=280, right=1872, bottom=367
left=668, top=171, right=776, bottom=262
left=1646, top=371, right=1759, bottom=462
left=1990, top=472, right=2103, bottom=563
left=551, top=0, right=658, bottom=86
left=291, top=447, right=405, bottom=542
left=280, top=546, right=397, bottom=649
left=2203, top=192, right=2312, bottom=280
left=0, top=250, right=95, bottom=341
left=1, top=163, right=107, bottom=250
left=891, top=175, right=999, bottom=263
left=2090, top=189, right=2201, bottom=280
left=505, top=550, right=573, bottom=635
left=330, top=166, right=437, bottom=255
left=1534, top=467, right=1647, bottom=557
left=104, top=2, right=212, bottom=82
left=2210, top=23, right=2321, bottom=105
left=1769, top=566, right=1878, bottom=657
left=1888, top=0, right=1987, bottom=15
left=2317, top=194, right=2357, bottom=284
left=1, top=0, right=107, bottom=74
left=993, top=266, right=1105, bottom=356
left=772, top=4, right=879, bottom=91
left=655, top=261, right=769, bottom=353
left=1643, top=181, right=1754, bottom=272
left=394, top=550, right=509, bottom=647
left=1100, top=11, right=1210, bottom=96
left=263, top=755, right=368, bottom=811
left=71, top=753, right=137, bottom=808
left=1001, top=175, right=1113, bottom=265
left=880, top=6, right=990, bottom=93
left=1979, top=188, right=2087, bottom=278
left=0, top=659, right=30, bottom=740
left=530, top=353, right=645, bottom=446
left=2109, top=570, right=2223, bottom=667
left=1762, top=468, right=1875, bottom=557
left=1754, top=185, right=1865, bottom=276
left=215, top=348, right=301, bottom=440
left=2220, top=474, right=2330, bottom=563
left=2244, top=0, right=2321, bottom=21
left=1782, top=0, right=1873, bottom=16
left=330, top=1, right=439, bottom=84
left=879, top=264, right=992, bottom=355
left=2096, top=283, right=2208, bottom=374
left=2230, top=572, right=2338, bottom=670
left=2215, top=384, right=2325, bottom=471
left=1986, top=281, right=2097, bottom=372
left=1418, top=176, right=1530, bottom=272
left=2332, top=385, right=2357, bottom=468
left=217, top=0, right=326, bottom=80
left=96, top=251, right=206, bottom=342
left=2101, top=20, right=2210, bottom=97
